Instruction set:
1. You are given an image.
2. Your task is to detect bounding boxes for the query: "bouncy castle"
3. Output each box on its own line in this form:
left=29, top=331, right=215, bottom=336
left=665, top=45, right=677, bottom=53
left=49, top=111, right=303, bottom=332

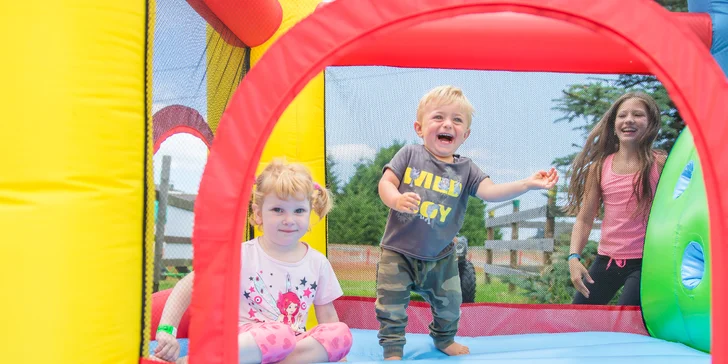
left=2, top=0, right=727, bottom=363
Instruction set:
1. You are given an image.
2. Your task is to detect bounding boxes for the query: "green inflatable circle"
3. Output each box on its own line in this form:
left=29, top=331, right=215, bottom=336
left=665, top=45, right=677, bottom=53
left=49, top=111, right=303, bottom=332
left=642, top=128, right=711, bottom=353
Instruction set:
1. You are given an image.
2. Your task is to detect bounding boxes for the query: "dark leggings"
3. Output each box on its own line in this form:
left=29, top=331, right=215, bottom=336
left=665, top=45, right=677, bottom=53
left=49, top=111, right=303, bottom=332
left=572, top=254, right=642, bottom=306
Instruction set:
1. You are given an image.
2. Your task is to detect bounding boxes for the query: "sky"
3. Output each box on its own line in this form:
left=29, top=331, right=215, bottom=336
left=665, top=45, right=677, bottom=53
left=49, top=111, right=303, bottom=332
left=151, top=0, right=616, bottom=240
left=155, top=66, right=606, bottom=207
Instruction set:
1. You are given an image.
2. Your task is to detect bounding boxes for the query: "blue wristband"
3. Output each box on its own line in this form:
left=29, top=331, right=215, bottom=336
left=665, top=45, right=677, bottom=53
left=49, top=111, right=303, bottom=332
left=568, top=253, right=581, bottom=261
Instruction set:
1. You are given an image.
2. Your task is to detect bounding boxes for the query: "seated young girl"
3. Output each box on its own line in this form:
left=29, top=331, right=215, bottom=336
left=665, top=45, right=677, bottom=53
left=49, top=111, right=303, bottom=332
left=151, top=159, right=352, bottom=364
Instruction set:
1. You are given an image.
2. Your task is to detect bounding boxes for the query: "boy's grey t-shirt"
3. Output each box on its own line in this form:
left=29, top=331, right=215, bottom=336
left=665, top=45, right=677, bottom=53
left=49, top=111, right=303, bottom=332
left=380, top=144, right=489, bottom=261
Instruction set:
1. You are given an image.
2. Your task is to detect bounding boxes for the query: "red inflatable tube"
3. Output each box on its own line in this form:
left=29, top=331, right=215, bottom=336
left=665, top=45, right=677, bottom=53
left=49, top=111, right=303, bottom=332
left=153, top=105, right=214, bottom=153
left=186, top=0, right=245, bottom=48
left=332, top=12, right=712, bottom=74
left=194, top=0, right=282, bottom=48
left=149, top=289, right=191, bottom=340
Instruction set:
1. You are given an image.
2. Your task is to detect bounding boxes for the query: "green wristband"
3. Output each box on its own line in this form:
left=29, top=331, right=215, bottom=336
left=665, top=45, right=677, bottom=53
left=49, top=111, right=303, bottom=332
left=157, top=324, right=177, bottom=337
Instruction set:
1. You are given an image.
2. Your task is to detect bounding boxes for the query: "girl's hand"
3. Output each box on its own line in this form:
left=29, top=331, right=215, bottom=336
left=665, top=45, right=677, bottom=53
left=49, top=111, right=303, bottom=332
left=153, top=331, right=180, bottom=363
left=395, top=192, right=421, bottom=214
left=569, top=259, right=594, bottom=298
left=526, top=168, right=559, bottom=190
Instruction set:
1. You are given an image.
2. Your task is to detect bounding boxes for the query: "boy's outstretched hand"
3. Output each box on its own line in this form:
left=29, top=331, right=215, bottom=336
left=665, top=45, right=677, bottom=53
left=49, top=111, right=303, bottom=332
left=525, top=167, right=559, bottom=190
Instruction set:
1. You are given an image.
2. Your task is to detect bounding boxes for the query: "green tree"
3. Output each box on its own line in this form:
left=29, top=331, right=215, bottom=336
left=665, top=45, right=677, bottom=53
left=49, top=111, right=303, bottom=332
left=325, top=153, right=342, bottom=196
left=460, top=197, right=501, bottom=246
left=654, top=0, right=688, bottom=11
left=328, top=142, right=404, bottom=245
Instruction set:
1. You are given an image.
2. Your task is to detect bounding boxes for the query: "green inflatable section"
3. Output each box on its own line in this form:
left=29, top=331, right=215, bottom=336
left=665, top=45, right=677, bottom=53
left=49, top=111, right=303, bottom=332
left=642, top=127, right=711, bottom=353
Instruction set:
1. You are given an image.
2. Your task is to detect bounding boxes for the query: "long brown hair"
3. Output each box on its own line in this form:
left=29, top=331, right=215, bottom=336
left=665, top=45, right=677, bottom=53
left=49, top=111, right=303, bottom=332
left=565, top=92, right=663, bottom=219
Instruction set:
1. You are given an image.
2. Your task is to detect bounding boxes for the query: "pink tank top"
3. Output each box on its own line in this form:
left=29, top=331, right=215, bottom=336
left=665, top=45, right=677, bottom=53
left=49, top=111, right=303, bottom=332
left=598, top=153, right=660, bottom=260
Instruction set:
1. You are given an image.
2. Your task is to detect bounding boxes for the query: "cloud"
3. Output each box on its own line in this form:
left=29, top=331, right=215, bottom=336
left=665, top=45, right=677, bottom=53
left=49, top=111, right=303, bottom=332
left=328, top=144, right=376, bottom=163
left=154, top=134, right=210, bottom=193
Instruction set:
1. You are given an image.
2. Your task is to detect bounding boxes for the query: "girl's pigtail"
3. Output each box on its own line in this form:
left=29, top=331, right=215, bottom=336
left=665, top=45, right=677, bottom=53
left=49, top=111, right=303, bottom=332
left=248, top=175, right=261, bottom=227
left=311, top=182, right=334, bottom=219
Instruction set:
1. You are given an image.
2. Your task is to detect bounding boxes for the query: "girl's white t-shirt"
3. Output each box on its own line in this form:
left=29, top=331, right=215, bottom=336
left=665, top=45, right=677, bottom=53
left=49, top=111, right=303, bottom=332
left=238, top=238, right=343, bottom=334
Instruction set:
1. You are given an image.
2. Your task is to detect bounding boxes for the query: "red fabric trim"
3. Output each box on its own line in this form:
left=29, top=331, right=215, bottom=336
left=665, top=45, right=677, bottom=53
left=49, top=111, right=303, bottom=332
left=152, top=105, right=214, bottom=153
left=191, top=1, right=728, bottom=363
left=140, top=359, right=171, bottom=364
left=332, top=12, right=713, bottom=74
left=154, top=126, right=211, bottom=153
left=334, top=297, right=648, bottom=337
left=339, top=296, right=642, bottom=312
left=674, top=12, right=713, bottom=49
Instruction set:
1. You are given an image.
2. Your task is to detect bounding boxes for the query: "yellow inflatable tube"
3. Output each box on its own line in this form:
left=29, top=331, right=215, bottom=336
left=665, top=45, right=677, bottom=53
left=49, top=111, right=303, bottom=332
left=0, top=1, right=152, bottom=363
left=252, top=0, right=326, bottom=252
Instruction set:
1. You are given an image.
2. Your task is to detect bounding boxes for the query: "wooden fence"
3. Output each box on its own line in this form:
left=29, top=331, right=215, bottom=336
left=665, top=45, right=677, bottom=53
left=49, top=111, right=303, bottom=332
left=483, top=188, right=601, bottom=290
left=153, top=155, right=196, bottom=291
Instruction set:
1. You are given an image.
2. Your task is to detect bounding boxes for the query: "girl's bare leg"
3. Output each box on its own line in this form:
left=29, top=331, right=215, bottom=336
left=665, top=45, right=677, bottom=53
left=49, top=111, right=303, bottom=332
left=238, top=332, right=263, bottom=364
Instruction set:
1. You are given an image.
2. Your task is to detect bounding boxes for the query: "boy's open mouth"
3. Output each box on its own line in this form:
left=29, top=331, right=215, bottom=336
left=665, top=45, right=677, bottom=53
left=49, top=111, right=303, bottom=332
left=437, top=133, right=454, bottom=143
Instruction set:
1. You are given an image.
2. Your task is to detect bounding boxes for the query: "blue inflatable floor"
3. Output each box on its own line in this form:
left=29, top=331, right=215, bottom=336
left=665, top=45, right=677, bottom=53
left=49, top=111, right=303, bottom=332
left=151, top=329, right=710, bottom=363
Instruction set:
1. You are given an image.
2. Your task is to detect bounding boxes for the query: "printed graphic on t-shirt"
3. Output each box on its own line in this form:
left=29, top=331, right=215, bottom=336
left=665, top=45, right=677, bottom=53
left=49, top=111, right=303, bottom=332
left=402, top=166, right=463, bottom=227
left=242, top=271, right=319, bottom=334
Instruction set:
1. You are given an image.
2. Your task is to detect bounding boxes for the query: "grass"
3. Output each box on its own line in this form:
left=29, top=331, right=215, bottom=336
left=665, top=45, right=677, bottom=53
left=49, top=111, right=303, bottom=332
left=157, top=271, right=530, bottom=304
left=158, top=277, right=182, bottom=291
left=340, top=271, right=530, bottom=304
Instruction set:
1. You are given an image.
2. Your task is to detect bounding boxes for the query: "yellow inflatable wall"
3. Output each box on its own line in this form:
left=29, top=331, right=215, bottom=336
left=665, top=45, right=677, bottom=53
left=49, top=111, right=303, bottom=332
left=251, top=0, right=327, bottom=328
left=202, top=0, right=326, bottom=327
left=0, top=1, right=153, bottom=363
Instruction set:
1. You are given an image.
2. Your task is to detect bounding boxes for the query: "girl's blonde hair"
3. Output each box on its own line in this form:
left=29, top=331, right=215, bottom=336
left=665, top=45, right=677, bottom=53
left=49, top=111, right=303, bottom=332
left=248, top=159, right=334, bottom=226
left=565, top=92, right=664, bottom=219
left=417, top=85, right=475, bottom=127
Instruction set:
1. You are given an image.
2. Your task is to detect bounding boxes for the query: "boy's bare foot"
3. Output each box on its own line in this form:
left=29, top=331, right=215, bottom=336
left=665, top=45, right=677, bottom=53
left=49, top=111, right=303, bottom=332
left=440, top=342, right=470, bottom=356
left=384, top=356, right=402, bottom=361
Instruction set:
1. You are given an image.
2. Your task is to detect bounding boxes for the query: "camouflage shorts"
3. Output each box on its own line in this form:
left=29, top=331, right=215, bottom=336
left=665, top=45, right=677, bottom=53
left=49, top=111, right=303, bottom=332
left=374, top=248, right=462, bottom=358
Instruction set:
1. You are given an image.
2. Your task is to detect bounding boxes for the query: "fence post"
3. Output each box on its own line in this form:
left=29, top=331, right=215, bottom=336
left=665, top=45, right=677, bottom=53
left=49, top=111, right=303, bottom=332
left=509, top=200, right=519, bottom=292
left=485, top=210, right=494, bottom=284
left=153, top=155, right=171, bottom=292
left=544, top=187, right=556, bottom=267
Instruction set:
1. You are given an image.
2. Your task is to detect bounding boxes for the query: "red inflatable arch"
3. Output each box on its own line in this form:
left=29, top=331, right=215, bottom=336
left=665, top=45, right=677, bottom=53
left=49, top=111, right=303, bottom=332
left=153, top=105, right=214, bottom=153
left=187, top=1, right=728, bottom=363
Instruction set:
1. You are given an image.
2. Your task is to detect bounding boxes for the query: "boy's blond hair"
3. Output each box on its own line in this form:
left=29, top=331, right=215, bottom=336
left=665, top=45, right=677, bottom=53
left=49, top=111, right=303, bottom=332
left=416, top=85, right=475, bottom=127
